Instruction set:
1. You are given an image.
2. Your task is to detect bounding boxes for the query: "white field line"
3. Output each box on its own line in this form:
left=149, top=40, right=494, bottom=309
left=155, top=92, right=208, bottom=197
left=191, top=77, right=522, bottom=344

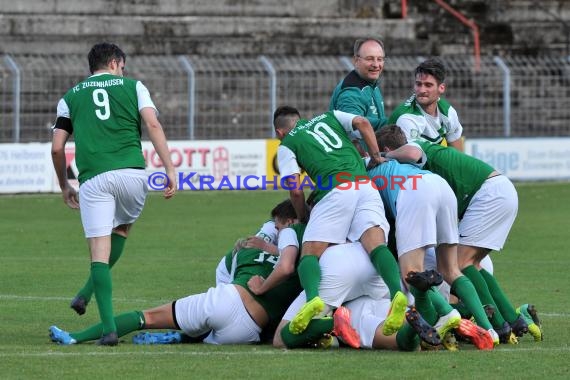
left=1, top=346, right=570, bottom=359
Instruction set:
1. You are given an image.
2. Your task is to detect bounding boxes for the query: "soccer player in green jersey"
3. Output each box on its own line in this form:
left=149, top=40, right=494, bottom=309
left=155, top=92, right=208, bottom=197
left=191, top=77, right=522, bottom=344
left=49, top=200, right=302, bottom=346
left=378, top=125, right=540, bottom=344
left=215, top=220, right=280, bottom=285
left=273, top=106, right=406, bottom=337
left=388, top=58, right=464, bottom=151
left=51, top=42, right=177, bottom=346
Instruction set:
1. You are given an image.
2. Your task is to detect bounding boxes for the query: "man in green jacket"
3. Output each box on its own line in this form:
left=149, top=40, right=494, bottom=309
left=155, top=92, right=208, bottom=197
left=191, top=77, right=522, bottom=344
left=330, top=38, right=388, bottom=151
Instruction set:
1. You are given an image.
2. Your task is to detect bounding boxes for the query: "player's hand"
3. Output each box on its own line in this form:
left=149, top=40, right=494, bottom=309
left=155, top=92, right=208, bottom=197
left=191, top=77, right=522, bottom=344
left=244, top=236, right=268, bottom=250
left=232, top=238, right=247, bottom=256
left=247, top=275, right=265, bottom=295
left=163, top=169, right=177, bottom=199
left=366, top=154, right=386, bottom=170
left=62, top=184, right=79, bottom=209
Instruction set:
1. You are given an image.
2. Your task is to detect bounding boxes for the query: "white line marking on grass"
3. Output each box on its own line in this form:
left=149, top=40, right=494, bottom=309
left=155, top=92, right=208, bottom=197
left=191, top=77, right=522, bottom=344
left=542, top=312, right=568, bottom=317
left=1, top=347, right=569, bottom=359
left=0, top=350, right=301, bottom=358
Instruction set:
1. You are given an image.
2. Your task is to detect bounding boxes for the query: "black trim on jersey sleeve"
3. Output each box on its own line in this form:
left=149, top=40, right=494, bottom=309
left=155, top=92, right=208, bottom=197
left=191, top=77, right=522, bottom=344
left=341, top=70, right=373, bottom=90
left=53, top=117, right=73, bottom=134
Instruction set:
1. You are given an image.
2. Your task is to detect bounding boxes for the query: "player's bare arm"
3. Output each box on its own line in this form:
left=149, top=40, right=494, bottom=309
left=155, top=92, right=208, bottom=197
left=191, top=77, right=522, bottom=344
left=247, top=245, right=298, bottom=295
left=385, top=144, right=423, bottom=164
left=353, top=116, right=382, bottom=164
left=51, top=127, right=79, bottom=209
left=141, top=107, right=177, bottom=199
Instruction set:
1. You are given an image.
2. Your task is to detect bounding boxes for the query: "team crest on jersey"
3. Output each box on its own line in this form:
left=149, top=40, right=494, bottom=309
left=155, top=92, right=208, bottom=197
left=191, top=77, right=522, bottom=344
left=410, top=129, right=420, bottom=139
left=370, top=104, right=378, bottom=116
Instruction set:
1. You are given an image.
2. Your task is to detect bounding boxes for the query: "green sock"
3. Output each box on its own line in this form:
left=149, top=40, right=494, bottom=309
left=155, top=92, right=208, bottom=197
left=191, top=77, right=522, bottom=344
left=91, top=262, right=116, bottom=334
left=70, top=311, right=144, bottom=343
left=451, top=275, right=493, bottom=330
left=76, top=233, right=127, bottom=303
left=461, top=266, right=506, bottom=328
left=427, top=288, right=454, bottom=316
left=480, top=269, right=518, bottom=323
left=370, top=245, right=402, bottom=299
left=409, top=286, right=438, bottom=325
left=297, top=255, right=321, bottom=301
left=396, top=324, right=420, bottom=351
left=280, top=318, right=334, bottom=348
left=450, top=302, right=472, bottom=319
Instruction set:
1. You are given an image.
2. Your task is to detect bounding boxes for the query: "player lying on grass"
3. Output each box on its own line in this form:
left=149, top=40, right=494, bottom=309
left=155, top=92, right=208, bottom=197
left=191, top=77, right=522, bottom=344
left=49, top=200, right=302, bottom=345
left=261, top=227, right=491, bottom=351
left=378, top=125, right=542, bottom=343
left=275, top=293, right=494, bottom=351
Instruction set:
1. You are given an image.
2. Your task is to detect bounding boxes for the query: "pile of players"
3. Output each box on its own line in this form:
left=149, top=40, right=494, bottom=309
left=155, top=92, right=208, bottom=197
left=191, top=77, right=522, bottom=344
left=49, top=39, right=543, bottom=351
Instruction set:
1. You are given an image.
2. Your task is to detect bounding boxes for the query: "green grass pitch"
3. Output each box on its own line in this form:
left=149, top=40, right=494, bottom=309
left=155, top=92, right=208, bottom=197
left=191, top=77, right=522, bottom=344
left=1, top=183, right=569, bottom=379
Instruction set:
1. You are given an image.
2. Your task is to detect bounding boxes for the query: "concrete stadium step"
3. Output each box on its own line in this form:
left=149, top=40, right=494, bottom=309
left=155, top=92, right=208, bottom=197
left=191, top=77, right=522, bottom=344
left=0, top=14, right=415, bottom=55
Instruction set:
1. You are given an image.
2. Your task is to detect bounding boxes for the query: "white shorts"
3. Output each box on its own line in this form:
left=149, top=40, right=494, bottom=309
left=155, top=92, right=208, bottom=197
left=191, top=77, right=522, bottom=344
left=282, top=242, right=389, bottom=319
left=459, top=175, right=518, bottom=251
left=303, top=183, right=389, bottom=244
left=344, top=296, right=391, bottom=349
left=396, top=174, right=458, bottom=256
left=174, top=284, right=262, bottom=344
left=79, top=169, right=148, bottom=238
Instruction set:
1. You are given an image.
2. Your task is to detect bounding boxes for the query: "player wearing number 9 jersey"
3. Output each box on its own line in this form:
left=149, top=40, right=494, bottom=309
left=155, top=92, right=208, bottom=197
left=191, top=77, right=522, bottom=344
left=50, top=42, right=177, bottom=346
left=274, top=106, right=405, bottom=337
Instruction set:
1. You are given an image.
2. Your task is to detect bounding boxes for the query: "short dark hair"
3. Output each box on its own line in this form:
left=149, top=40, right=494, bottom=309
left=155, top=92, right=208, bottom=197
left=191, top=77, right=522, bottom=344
left=273, top=106, right=301, bottom=130
left=270, top=199, right=297, bottom=220
left=88, top=42, right=126, bottom=74
left=415, top=58, right=446, bottom=84
left=376, top=125, right=407, bottom=151
left=353, top=38, right=384, bottom=56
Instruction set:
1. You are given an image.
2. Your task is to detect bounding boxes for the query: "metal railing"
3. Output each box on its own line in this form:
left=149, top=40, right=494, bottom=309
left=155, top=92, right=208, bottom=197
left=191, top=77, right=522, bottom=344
left=1, top=54, right=569, bottom=143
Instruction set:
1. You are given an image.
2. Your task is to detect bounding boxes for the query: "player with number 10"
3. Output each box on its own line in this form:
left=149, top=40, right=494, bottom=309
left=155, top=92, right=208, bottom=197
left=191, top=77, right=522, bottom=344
left=273, top=106, right=407, bottom=338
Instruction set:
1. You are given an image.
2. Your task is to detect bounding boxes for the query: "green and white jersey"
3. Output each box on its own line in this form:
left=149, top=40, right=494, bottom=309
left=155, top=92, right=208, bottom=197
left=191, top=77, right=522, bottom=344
left=388, top=95, right=462, bottom=146
left=277, top=223, right=306, bottom=253
left=278, top=111, right=367, bottom=204
left=414, top=140, right=494, bottom=217
left=56, top=72, right=157, bottom=184
left=231, top=244, right=303, bottom=329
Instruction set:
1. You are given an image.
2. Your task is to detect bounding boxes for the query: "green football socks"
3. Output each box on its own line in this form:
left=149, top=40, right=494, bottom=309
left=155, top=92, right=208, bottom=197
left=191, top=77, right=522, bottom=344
left=409, top=286, right=438, bottom=325
left=428, top=288, right=455, bottom=317
left=451, top=275, right=493, bottom=331
left=297, top=255, right=321, bottom=301
left=461, top=265, right=506, bottom=328
left=70, top=311, right=145, bottom=343
left=91, top=262, right=116, bottom=334
left=281, top=318, right=334, bottom=348
left=396, top=324, right=421, bottom=351
left=370, top=245, right=402, bottom=299
left=76, top=233, right=126, bottom=303
left=480, top=268, right=519, bottom=323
